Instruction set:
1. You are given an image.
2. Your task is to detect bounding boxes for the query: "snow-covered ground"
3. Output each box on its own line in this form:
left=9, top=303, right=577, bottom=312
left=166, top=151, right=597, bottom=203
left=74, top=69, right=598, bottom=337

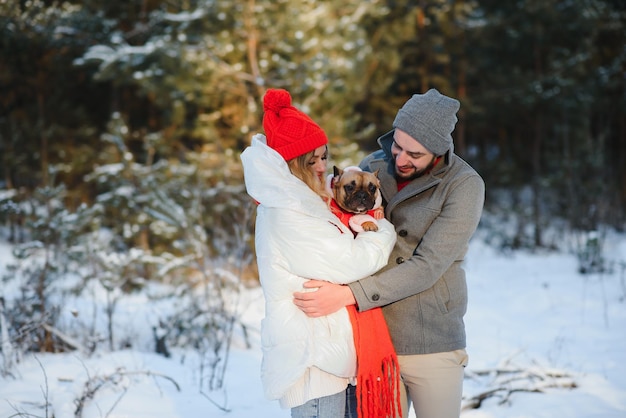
left=1, top=231, right=625, bottom=417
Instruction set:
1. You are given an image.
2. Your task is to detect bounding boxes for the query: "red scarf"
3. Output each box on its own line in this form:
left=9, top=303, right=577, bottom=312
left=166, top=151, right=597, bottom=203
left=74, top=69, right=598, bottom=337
left=329, top=199, right=402, bottom=418
left=346, top=305, right=402, bottom=418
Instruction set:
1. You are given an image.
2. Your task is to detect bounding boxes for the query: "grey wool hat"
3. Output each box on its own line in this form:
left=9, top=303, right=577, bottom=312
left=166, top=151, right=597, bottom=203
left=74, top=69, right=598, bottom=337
left=392, top=89, right=460, bottom=156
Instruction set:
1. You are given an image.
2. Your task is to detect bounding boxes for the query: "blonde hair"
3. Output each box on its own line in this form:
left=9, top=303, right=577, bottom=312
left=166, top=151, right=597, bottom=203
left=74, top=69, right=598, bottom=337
left=287, top=148, right=331, bottom=200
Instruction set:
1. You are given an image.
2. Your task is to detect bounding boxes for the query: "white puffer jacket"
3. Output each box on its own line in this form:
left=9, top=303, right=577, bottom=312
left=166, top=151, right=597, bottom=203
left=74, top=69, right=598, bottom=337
left=240, top=134, right=397, bottom=408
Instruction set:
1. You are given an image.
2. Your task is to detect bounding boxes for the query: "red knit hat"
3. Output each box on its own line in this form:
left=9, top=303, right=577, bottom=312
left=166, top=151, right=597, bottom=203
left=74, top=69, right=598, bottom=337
left=262, top=88, right=328, bottom=161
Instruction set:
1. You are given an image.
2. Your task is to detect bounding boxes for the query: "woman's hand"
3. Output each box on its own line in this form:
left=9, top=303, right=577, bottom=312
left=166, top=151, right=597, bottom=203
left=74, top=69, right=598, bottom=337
left=293, top=280, right=356, bottom=317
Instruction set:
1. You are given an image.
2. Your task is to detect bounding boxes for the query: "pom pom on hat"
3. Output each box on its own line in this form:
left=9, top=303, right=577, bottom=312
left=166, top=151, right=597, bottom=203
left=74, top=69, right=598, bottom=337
left=263, top=88, right=292, bottom=113
left=262, top=88, right=328, bottom=161
left=393, top=89, right=460, bottom=156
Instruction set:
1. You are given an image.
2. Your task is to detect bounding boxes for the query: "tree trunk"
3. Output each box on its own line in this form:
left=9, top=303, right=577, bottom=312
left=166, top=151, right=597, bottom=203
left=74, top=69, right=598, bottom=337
left=38, top=92, right=48, bottom=186
left=455, top=9, right=467, bottom=157
left=532, top=113, right=543, bottom=248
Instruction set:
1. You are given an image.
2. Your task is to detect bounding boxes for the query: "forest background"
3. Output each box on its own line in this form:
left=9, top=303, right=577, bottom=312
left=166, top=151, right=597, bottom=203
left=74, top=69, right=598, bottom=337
left=0, top=0, right=625, bottom=390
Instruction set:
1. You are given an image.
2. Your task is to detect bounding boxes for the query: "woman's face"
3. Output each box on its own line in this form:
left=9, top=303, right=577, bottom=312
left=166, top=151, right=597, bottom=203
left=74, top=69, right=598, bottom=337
left=307, top=145, right=328, bottom=180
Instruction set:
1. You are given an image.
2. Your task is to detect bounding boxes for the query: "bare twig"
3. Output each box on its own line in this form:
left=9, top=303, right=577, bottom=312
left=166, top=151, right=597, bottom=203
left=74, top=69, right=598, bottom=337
left=118, top=370, right=181, bottom=392
left=33, top=356, right=52, bottom=418
left=200, top=390, right=231, bottom=413
left=104, top=385, right=129, bottom=418
left=5, top=399, right=42, bottom=418
left=74, top=367, right=181, bottom=418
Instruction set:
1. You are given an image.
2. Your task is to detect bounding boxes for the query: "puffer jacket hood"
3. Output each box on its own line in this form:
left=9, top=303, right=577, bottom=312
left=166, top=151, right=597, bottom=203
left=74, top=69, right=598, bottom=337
left=242, top=133, right=328, bottom=216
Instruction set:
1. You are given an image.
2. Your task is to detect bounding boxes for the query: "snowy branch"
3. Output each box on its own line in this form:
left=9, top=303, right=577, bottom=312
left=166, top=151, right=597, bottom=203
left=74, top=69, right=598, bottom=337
left=463, top=365, right=577, bottom=410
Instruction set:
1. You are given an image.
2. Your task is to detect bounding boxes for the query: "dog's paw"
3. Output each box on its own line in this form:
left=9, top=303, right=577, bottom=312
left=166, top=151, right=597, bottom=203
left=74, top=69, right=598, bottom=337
left=361, top=221, right=379, bottom=232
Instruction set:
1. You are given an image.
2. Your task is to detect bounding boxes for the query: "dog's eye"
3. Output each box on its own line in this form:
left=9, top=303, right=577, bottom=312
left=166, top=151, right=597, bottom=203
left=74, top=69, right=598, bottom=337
left=368, top=184, right=377, bottom=193
left=344, top=184, right=354, bottom=192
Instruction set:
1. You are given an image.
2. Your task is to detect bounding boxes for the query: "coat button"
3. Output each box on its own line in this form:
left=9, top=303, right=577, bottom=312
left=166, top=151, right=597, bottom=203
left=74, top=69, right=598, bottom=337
left=372, top=294, right=380, bottom=301
left=396, top=257, right=404, bottom=264
left=398, top=230, right=408, bottom=237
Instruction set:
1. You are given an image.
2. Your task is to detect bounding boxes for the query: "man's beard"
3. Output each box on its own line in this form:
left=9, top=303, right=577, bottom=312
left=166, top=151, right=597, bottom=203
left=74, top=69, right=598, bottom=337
left=394, top=155, right=437, bottom=181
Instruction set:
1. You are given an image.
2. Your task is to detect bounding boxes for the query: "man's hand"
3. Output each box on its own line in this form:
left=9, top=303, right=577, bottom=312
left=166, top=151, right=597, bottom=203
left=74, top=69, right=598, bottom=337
left=293, top=280, right=356, bottom=317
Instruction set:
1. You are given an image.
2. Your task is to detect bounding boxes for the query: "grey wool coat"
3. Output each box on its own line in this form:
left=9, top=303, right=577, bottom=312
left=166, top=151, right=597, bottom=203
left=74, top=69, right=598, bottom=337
left=349, top=130, right=485, bottom=355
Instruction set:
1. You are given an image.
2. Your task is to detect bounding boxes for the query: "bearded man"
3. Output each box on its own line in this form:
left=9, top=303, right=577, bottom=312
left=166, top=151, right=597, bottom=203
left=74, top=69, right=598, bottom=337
left=294, top=89, right=485, bottom=418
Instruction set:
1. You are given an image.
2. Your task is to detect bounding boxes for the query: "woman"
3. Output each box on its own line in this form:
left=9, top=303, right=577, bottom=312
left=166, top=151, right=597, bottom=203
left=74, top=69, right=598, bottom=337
left=240, top=89, right=400, bottom=418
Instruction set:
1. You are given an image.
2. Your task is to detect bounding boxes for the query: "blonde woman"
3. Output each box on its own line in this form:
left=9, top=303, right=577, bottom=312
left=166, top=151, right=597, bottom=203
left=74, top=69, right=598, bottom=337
left=241, top=89, right=400, bottom=418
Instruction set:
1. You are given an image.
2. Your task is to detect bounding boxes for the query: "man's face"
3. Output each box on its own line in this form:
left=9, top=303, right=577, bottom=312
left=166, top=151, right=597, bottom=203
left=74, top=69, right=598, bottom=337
left=390, top=129, right=437, bottom=180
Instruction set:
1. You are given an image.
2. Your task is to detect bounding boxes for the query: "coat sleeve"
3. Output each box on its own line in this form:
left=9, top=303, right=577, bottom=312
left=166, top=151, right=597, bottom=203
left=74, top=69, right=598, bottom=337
left=266, top=208, right=397, bottom=284
left=349, top=173, right=485, bottom=310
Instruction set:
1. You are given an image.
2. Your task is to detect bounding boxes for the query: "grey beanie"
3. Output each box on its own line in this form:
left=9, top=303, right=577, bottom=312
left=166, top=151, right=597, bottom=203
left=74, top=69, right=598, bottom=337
left=392, top=89, right=460, bottom=156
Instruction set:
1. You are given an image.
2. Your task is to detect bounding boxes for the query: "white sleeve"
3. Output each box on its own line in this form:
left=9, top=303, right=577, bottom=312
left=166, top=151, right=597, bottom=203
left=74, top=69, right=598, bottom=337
left=267, top=209, right=396, bottom=284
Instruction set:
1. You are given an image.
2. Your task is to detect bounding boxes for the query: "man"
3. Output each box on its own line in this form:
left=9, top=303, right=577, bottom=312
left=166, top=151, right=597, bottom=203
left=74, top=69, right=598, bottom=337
left=293, top=89, right=485, bottom=418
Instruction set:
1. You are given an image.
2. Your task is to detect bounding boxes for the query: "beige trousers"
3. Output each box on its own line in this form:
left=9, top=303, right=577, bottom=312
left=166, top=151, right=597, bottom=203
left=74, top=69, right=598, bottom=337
left=397, top=349, right=468, bottom=418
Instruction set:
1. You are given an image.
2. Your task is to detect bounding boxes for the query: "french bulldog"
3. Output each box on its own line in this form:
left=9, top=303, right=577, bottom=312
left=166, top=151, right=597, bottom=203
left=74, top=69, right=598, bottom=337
left=326, top=166, right=382, bottom=233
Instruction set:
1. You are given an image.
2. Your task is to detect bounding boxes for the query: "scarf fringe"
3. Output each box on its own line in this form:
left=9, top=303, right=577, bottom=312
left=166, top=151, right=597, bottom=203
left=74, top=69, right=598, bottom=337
left=356, top=356, right=402, bottom=418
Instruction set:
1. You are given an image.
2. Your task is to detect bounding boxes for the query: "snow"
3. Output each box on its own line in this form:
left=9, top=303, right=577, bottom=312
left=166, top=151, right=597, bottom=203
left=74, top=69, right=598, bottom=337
left=1, top=231, right=625, bottom=417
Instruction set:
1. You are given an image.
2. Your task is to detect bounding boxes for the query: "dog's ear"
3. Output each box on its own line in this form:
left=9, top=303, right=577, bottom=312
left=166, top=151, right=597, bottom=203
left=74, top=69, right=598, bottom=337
left=333, top=166, right=343, bottom=177
left=372, top=169, right=380, bottom=178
